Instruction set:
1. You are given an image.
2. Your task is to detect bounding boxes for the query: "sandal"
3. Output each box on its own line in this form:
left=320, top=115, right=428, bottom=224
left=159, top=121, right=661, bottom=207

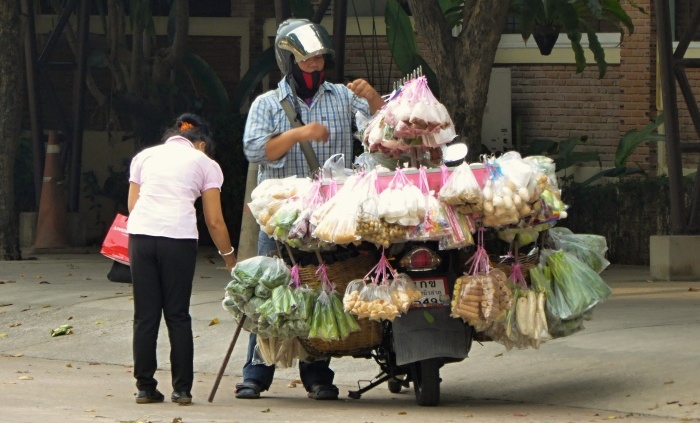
left=235, top=381, right=262, bottom=399
left=307, top=383, right=339, bottom=400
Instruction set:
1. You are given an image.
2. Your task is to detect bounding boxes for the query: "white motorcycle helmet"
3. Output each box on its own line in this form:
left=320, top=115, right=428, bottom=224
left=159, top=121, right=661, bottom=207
left=275, top=18, right=335, bottom=75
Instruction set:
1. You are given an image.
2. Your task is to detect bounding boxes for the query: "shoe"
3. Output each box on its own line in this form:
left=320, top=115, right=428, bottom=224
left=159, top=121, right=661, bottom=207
left=171, top=391, right=192, bottom=404
left=235, top=381, right=261, bottom=399
left=307, top=383, right=339, bottom=400
left=135, top=389, right=165, bottom=404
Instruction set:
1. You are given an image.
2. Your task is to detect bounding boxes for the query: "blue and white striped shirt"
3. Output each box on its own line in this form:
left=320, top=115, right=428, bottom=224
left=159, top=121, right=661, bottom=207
left=243, top=79, right=371, bottom=183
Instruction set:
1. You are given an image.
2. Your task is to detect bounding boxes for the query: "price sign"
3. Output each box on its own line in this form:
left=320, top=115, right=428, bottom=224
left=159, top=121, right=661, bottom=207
left=411, top=277, right=450, bottom=308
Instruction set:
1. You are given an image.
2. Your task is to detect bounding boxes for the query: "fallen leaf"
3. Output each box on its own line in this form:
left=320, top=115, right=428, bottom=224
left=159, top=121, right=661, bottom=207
left=288, top=379, right=302, bottom=388
left=494, top=353, right=504, bottom=357
left=13, top=353, right=23, bottom=357
left=9, top=322, right=21, bottom=328
left=689, top=287, right=699, bottom=292
left=172, top=418, right=183, bottom=423
left=0, top=304, right=12, bottom=307
left=66, top=363, right=72, bottom=368
left=209, top=317, right=220, bottom=326
left=95, top=321, right=105, bottom=325
left=607, top=416, right=619, bottom=420
left=85, top=278, right=92, bottom=280
left=513, top=413, right=528, bottom=417
left=67, top=316, right=73, bottom=320
left=0, top=333, right=8, bottom=339
left=398, top=411, right=407, bottom=415
left=89, top=362, right=100, bottom=365
left=80, top=295, right=88, bottom=298
left=39, top=281, right=50, bottom=284
left=667, top=400, right=679, bottom=405
left=664, top=380, right=674, bottom=385
left=84, top=409, right=96, bottom=412
left=18, top=376, right=33, bottom=380
left=261, top=408, right=271, bottom=413
left=41, top=305, right=51, bottom=308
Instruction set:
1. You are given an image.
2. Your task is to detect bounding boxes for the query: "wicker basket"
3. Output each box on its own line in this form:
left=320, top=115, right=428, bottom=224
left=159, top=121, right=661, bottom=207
left=296, top=253, right=384, bottom=357
left=491, top=252, right=539, bottom=285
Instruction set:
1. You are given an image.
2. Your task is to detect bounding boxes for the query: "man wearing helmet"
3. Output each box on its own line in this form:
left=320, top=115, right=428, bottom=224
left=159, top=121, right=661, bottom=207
left=238, top=18, right=384, bottom=401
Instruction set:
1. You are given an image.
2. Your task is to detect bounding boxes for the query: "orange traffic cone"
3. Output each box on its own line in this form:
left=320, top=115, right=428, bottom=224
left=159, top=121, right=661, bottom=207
left=33, top=131, right=70, bottom=250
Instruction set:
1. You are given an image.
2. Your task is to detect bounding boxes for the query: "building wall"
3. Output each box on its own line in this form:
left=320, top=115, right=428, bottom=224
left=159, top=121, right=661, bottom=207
left=28, top=0, right=700, bottom=242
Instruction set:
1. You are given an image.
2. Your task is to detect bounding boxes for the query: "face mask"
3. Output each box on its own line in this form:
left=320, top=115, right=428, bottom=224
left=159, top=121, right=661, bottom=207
left=291, top=63, right=325, bottom=98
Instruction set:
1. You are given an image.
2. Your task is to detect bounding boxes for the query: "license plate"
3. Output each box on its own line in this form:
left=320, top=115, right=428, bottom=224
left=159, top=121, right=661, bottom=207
left=411, top=277, right=450, bottom=308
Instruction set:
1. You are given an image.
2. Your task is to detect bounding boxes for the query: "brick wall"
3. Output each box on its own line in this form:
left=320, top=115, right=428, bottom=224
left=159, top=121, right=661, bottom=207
left=510, top=65, right=621, bottom=165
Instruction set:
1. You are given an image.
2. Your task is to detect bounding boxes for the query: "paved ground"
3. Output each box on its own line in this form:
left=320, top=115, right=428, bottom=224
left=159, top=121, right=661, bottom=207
left=0, top=249, right=699, bottom=423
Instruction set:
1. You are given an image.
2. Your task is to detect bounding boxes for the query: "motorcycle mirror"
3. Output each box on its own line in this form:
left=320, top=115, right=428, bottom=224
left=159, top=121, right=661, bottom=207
left=443, top=142, right=468, bottom=165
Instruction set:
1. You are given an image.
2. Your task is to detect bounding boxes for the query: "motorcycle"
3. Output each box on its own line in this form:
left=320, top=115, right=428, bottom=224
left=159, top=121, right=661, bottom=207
left=341, top=142, right=474, bottom=406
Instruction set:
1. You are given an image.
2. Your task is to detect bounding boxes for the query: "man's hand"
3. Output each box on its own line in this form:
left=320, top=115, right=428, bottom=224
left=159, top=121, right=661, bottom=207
left=303, top=122, right=330, bottom=143
left=347, top=78, right=385, bottom=114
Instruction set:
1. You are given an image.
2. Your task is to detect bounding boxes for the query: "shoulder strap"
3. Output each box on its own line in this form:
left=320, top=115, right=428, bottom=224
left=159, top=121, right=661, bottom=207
left=279, top=96, right=321, bottom=176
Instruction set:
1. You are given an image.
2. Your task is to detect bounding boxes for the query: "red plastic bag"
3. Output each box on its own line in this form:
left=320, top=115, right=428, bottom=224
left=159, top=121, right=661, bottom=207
left=101, top=214, right=129, bottom=265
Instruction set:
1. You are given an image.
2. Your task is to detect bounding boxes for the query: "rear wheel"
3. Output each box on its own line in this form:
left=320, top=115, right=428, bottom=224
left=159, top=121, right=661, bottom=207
left=410, top=358, right=441, bottom=406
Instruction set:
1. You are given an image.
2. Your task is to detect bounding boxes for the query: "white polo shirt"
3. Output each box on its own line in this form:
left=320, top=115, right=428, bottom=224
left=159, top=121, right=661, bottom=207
left=127, top=136, right=224, bottom=239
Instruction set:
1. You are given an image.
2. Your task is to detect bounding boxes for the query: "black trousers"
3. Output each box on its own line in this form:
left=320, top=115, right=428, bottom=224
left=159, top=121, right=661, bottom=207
left=129, top=235, right=198, bottom=392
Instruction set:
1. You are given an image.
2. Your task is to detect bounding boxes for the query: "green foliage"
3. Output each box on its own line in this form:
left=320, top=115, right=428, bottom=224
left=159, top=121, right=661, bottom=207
left=183, top=52, right=230, bottom=112
left=512, top=0, right=634, bottom=78
left=523, top=135, right=601, bottom=173
left=562, top=174, right=694, bottom=265
left=385, top=0, right=440, bottom=96
left=579, top=115, right=665, bottom=185
left=231, top=48, right=276, bottom=113
left=524, top=116, right=664, bottom=185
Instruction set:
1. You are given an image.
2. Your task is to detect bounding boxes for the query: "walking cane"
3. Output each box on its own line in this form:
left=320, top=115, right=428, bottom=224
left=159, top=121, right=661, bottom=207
left=208, top=315, right=246, bottom=402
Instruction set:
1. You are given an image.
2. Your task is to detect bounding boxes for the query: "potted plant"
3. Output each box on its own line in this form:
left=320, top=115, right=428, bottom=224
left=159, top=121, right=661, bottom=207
left=513, top=0, right=635, bottom=78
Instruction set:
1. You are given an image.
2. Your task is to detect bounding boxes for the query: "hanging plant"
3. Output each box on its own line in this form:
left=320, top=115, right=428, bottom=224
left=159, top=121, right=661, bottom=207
left=512, top=0, right=635, bottom=78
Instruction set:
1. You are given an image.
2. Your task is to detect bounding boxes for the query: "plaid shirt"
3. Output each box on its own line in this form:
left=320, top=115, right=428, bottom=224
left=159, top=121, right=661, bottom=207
left=243, top=78, right=371, bottom=183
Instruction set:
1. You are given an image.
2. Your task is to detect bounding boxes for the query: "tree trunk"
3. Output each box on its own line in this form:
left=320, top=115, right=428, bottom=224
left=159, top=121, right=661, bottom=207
left=0, top=0, right=24, bottom=260
left=407, top=0, right=510, bottom=162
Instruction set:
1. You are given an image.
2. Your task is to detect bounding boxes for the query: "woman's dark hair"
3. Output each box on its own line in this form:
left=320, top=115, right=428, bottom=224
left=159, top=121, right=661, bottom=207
left=162, top=112, right=216, bottom=156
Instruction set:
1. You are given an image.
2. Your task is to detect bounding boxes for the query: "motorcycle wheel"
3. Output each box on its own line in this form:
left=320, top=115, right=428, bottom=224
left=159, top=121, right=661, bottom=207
left=410, top=358, right=441, bottom=406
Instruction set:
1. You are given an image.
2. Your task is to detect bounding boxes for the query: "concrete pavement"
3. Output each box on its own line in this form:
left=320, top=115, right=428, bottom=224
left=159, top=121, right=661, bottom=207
left=0, top=250, right=699, bottom=423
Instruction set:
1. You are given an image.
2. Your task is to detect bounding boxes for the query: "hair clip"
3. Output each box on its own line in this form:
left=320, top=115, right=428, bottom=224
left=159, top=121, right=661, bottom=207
left=180, top=121, right=194, bottom=131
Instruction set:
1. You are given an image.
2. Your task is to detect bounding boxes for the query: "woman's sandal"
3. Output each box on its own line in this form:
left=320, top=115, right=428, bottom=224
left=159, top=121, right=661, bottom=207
left=235, top=382, right=261, bottom=399
left=307, top=384, right=339, bottom=400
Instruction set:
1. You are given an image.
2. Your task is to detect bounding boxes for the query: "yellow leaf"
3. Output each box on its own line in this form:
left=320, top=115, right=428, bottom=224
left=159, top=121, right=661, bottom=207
left=95, top=321, right=105, bottom=325
left=209, top=317, right=220, bottom=326
left=13, top=353, right=23, bottom=357
left=0, top=333, right=8, bottom=339
left=18, top=376, right=33, bottom=380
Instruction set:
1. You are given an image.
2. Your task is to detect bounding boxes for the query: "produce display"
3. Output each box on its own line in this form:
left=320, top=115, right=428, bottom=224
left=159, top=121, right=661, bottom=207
left=226, top=74, right=612, bottom=359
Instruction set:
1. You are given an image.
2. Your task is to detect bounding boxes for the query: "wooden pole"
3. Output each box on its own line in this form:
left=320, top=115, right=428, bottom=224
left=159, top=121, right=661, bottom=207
left=208, top=315, right=246, bottom=403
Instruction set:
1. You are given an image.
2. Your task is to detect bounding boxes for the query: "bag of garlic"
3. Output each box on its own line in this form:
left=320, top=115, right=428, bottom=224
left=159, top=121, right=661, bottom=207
left=481, top=159, right=534, bottom=228
left=377, top=168, right=425, bottom=228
